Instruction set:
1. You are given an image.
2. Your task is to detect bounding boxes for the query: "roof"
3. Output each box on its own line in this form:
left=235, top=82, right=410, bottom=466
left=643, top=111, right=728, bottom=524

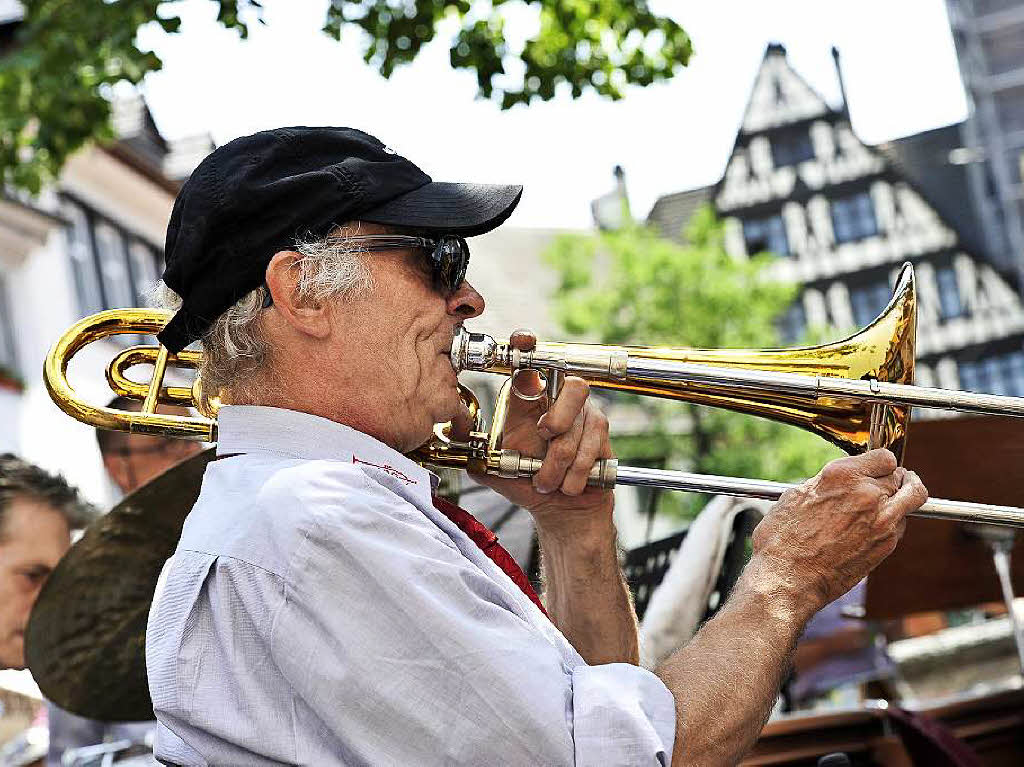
left=646, top=185, right=712, bottom=242
left=873, top=122, right=992, bottom=264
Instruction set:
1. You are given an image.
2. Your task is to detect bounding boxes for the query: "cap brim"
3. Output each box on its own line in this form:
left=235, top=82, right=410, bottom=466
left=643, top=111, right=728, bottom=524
left=359, top=181, right=523, bottom=237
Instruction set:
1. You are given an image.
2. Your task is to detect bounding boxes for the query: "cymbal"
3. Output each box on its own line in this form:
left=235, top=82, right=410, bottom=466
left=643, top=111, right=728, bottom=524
left=26, top=448, right=214, bottom=721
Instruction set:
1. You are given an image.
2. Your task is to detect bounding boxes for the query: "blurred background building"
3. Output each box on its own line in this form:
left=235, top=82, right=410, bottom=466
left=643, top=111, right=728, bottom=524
left=0, top=13, right=213, bottom=505
left=647, top=42, right=1024, bottom=401
left=946, top=0, right=1024, bottom=288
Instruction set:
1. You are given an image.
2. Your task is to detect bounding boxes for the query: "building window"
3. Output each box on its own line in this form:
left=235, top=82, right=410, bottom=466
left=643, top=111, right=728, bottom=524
left=960, top=350, right=1024, bottom=397
left=935, top=265, right=964, bottom=320
left=94, top=222, right=134, bottom=310
left=62, top=201, right=105, bottom=316
left=995, top=84, right=1024, bottom=134
left=771, top=129, right=815, bottom=167
left=742, top=215, right=789, bottom=256
left=830, top=191, right=878, bottom=244
left=849, top=278, right=891, bottom=328
left=0, top=276, right=17, bottom=376
left=980, top=24, right=1024, bottom=77
left=60, top=196, right=162, bottom=314
left=778, top=299, right=806, bottom=343
left=128, top=241, right=160, bottom=305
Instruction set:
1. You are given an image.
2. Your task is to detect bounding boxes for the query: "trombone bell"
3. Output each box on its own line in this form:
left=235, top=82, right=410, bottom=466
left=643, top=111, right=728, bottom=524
left=453, top=263, right=918, bottom=462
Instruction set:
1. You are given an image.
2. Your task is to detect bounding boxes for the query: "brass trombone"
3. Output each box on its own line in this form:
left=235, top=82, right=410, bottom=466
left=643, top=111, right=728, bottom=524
left=44, top=263, right=1024, bottom=527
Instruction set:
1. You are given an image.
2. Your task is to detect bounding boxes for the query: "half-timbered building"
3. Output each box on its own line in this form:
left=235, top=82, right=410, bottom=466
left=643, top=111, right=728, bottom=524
left=648, top=43, right=1024, bottom=399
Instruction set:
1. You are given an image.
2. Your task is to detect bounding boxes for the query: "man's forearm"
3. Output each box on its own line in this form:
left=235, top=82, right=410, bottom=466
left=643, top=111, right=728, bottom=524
left=656, top=555, right=815, bottom=767
left=536, top=514, right=639, bottom=666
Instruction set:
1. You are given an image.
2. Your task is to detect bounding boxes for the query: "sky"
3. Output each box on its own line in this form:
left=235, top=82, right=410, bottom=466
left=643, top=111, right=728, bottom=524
left=138, top=0, right=970, bottom=230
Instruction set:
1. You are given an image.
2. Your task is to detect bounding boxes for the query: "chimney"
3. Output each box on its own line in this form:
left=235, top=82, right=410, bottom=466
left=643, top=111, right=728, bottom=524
left=591, top=165, right=632, bottom=230
left=831, top=46, right=850, bottom=117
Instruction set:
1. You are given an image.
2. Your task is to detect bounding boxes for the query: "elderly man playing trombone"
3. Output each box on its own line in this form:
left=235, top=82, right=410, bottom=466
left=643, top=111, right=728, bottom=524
left=146, top=127, right=928, bottom=766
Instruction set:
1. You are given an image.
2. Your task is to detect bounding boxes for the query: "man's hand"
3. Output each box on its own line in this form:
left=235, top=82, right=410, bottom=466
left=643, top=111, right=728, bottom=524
left=657, top=450, right=927, bottom=767
left=471, top=331, right=636, bottom=664
left=475, top=330, right=615, bottom=532
left=753, top=448, right=928, bottom=615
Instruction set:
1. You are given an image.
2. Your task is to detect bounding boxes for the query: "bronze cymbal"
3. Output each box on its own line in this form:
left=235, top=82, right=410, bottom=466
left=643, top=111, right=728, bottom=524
left=26, top=448, right=214, bottom=722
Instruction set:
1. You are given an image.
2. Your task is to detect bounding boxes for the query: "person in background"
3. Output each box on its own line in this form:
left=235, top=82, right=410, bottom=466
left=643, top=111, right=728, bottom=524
left=45, top=397, right=201, bottom=767
left=0, top=454, right=95, bottom=672
left=96, top=396, right=204, bottom=498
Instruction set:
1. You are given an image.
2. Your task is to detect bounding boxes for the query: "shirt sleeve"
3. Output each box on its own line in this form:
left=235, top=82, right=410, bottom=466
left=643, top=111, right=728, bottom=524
left=264, top=462, right=675, bottom=766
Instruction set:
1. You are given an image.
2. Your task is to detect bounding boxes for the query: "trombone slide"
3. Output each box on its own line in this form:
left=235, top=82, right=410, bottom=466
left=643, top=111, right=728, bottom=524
left=495, top=450, right=1024, bottom=529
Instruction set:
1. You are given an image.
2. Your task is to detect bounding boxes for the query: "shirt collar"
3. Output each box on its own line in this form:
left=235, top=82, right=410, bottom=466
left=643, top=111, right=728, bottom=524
left=216, top=405, right=439, bottom=505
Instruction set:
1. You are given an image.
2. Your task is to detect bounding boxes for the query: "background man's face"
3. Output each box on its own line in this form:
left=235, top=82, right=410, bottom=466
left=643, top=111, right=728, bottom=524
left=102, top=432, right=203, bottom=495
left=0, top=495, right=72, bottom=669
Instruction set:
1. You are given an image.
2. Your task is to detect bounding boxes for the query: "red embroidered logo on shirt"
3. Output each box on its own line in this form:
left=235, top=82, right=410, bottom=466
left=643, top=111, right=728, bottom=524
left=352, top=456, right=416, bottom=485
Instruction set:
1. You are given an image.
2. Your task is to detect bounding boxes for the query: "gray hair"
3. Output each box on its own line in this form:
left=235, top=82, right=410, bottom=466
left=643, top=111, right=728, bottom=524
left=155, top=229, right=374, bottom=409
left=0, top=454, right=97, bottom=539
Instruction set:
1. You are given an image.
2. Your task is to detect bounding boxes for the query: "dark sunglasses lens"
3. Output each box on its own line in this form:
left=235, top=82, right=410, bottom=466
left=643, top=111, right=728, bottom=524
left=435, top=237, right=469, bottom=292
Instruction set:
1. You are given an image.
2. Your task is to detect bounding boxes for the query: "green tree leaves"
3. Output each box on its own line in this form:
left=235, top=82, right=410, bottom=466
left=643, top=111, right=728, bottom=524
left=543, top=206, right=840, bottom=520
left=1, top=0, right=690, bottom=193
left=323, top=1, right=692, bottom=108
left=0, top=0, right=260, bottom=192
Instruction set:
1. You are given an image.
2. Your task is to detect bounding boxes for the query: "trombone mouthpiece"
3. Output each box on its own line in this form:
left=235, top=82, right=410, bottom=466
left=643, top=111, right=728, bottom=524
left=450, top=327, right=504, bottom=372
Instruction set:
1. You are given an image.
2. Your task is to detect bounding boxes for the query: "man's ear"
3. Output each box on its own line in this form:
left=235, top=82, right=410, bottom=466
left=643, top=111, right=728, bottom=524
left=265, top=251, right=332, bottom=339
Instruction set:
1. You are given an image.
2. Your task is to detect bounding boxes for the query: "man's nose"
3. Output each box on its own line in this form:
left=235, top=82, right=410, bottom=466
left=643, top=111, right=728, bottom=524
left=447, top=281, right=485, bottom=319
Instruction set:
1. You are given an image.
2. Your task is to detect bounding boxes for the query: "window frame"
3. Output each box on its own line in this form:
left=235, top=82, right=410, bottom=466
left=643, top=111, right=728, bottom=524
left=0, top=275, right=18, bottom=376
left=59, top=194, right=163, bottom=315
left=742, top=214, right=790, bottom=257
left=848, top=278, right=892, bottom=328
left=935, top=265, right=964, bottom=321
left=830, top=191, right=878, bottom=245
left=959, top=349, right=1024, bottom=397
left=770, top=129, right=815, bottom=168
left=778, top=298, right=806, bottom=343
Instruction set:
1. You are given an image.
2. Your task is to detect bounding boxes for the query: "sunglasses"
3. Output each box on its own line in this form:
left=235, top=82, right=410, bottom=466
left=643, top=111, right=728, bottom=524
left=338, top=235, right=471, bottom=295
left=262, top=234, right=470, bottom=309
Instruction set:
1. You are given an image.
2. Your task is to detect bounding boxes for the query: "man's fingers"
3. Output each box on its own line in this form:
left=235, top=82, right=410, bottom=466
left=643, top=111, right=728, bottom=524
left=510, top=370, right=545, bottom=401
left=880, top=470, right=928, bottom=523
left=533, top=410, right=585, bottom=494
left=561, top=407, right=612, bottom=496
left=829, top=448, right=898, bottom=479
left=537, top=378, right=589, bottom=439
left=866, top=467, right=905, bottom=497
left=855, top=448, right=900, bottom=478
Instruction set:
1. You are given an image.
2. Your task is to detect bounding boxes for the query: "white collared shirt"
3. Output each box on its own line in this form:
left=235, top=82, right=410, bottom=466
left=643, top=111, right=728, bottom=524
left=146, top=405, right=675, bottom=766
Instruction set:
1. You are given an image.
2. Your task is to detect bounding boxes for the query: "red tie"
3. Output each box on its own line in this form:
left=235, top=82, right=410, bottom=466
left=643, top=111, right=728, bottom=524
left=432, top=495, right=547, bottom=617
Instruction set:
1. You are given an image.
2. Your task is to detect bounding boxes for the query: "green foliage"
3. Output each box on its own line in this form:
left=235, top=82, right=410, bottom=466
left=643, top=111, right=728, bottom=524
left=0, top=1, right=261, bottom=193
left=543, top=206, right=841, bottom=520
left=323, top=1, right=692, bottom=108
left=1, top=0, right=690, bottom=193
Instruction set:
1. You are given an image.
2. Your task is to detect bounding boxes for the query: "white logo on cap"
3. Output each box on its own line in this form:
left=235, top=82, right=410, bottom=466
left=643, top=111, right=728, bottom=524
left=383, top=145, right=397, bottom=155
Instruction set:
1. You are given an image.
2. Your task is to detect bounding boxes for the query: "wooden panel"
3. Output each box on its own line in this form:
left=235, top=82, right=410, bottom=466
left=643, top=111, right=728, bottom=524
left=745, top=689, right=1024, bottom=765
left=866, top=416, right=1024, bottom=619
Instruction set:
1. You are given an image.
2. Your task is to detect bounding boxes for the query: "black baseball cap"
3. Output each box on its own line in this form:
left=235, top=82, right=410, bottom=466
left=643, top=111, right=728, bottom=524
left=157, top=126, right=523, bottom=353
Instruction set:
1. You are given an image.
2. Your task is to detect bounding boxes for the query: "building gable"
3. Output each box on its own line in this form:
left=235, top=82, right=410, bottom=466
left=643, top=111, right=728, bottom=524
left=646, top=42, right=1024, bottom=397
left=740, top=43, right=831, bottom=135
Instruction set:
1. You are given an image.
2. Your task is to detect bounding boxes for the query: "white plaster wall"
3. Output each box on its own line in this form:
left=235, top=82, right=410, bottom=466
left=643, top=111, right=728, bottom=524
left=826, top=281, right=854, bottom=330
left=3, top=146, right=178, bottom=508
left=0, top=387, right=21, bottom=453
